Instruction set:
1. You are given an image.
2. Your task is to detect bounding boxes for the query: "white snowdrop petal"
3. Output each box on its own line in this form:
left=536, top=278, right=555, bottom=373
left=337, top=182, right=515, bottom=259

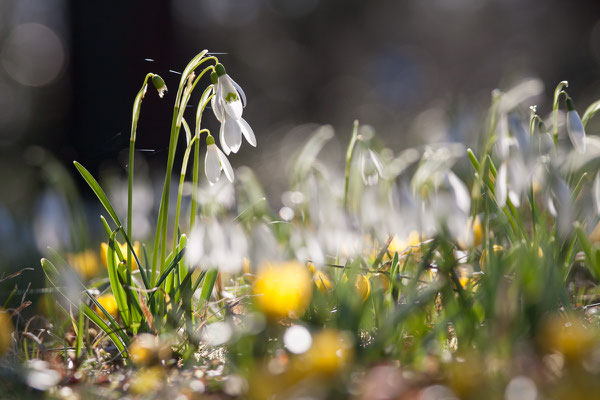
left=369, top=149, right=384, bottom=176
left=496, top=162, right=508, bottom=208
left=219, top=76, right=243, bottom=119
left=219, top=121, right=231, bottom=155
left=360, top=150, right=379, bottom=186
left=567, top=110, right=586, bottom=154
left=211, top=90, right=223, bottom=123
left=223, top=116, right=242, bottom=153
left=448, top=171, right=471, bottom=214
left=217, top=146, right=235, bottom=183
left=205, top=144, right=222, bottom=184
left=594, top=173, right=600, bottom=215
left=228, top=75, right=247, bottom=107
left=239, top=118, right=256, bottom=147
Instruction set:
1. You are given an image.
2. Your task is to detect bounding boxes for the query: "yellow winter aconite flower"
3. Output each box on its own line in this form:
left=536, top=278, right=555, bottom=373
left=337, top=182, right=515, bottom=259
left=540, top=315, right=597, bottom=362
left=457, top=216, right=483, bottom=249
left=479, top=245, right=504, bottom=271
left=389, top=231, right=424, bottom=254
left=100, top=241, right=140, bottom=270
left=129, top=366, right=165, bottom=395
left=313, top=270, right=333, bottom=293
left=67, top=249, right=100, bottom=279
left=95, top=294, right=119, bottom=318
left=355, top=274, right=371, bottom=301
left=369, top=272, right=390, bottom=292
left=0, top=309, right=14, bottom=356
left=472, top=216, right=483, bottom=247
left=301, top=329, right=353, bottom=375
left=129, top=334, right=159, bottom=365
left=253, top=261, right=313, bottom=319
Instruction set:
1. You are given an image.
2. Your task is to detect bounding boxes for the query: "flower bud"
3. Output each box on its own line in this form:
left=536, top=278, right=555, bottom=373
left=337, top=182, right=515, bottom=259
left=206, top=135, right=215, bottom=146
left=215, top=63, right=227, bottom=77
left=151, top=74, right=167, bottom=98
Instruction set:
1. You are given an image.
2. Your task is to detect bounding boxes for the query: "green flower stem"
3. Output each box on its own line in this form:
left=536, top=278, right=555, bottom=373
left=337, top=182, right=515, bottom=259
left=552, top=81, right=568, bottom=148
left=151, top=56, right=218, bottom=286
left=128, top=73, right=155, bottom=280
left=190, top=87, right=215, bottom=229
left=343, top=120, right=360, bottom=209
left=166, top=136, right=199, bottom=294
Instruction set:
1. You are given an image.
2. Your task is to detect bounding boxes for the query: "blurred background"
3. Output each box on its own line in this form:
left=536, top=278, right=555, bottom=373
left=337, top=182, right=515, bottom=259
left=1, top=0, right=600, bottom=288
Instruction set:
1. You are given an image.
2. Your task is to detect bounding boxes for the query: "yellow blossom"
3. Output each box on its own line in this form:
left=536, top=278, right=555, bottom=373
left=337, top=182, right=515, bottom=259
left=129, top=366, right=164, bottom=395
left=95, top=294, right=119, bottom=318
left=129, top=334, right=159, bottom=365
left=100, top=241, right=140, bottom=270
left=457, top=216, right=483, bottom=249
left=67, top=249, right=100, bottom=279
left=0, top=309, right=13, bottom=356
left=369, top=272, right=390, bottom=292
left=301, top=329, right=353, bottom=375
left=479, top=245, right=503, bottom=271
left=355, top=274, right=371, bottom=301
left=540, top=315, right=597, bottom=362
left=253, top=261, right=313, bottom=319
left=313, top=270, right=333, bottom=294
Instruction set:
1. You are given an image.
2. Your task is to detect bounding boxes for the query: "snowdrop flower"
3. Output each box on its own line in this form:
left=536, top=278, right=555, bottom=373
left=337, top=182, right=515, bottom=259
left=359, top=148, right=384, bottom=185
left=210, top=71, right=256, bottom=155
left=214, top=64, right=245, bottom=119
left=205, top=135, right=234, bottom=184
left=566, top=97, right=586, bottom=154
left=187, top=219, right=248, bottom=273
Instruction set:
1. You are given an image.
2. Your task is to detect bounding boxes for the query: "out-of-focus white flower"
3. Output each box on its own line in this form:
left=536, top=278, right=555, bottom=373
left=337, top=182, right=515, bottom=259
left=187, top=219, right=248, bottom=273
left=359, top=148, right=384, bottom=186
left=496, top=161, right=508, bottom=208
left=210, top=70, right=256, bottom=155
left=566, top=97, right=586, bottom=154
left=447, top=171, right=471, bottom=215
left=205, top=135, right=234, bottom=184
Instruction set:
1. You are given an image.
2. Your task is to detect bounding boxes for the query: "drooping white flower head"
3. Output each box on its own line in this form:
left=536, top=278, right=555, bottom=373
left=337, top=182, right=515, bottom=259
left=210, top=70, right=256, bottom=155
left=566, top=97, right=586, bottom=154
left=214, top=64, right=245, bottom=120
left=204, top=135, right=234, bottom=185
left=359, top=148, right=384, bottom=186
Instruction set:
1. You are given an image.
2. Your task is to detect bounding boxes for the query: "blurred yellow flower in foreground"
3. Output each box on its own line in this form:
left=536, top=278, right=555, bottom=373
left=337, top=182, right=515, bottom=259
left=540, top=315, right=597, bottom=362
left=0, top=309, right=13, bottom=356
left=253, top=261, right=313, bottom=319
left=128, top=333, right=171, bottom=366
left=100, top=241, right=140, bottom=270
left=301, top=329, right=353, bottom=375
left=95, top=294, right=118, bottom=318
left=129, top=366, right=165, bottom=395
left=67, top=249, right=100, bottom=279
